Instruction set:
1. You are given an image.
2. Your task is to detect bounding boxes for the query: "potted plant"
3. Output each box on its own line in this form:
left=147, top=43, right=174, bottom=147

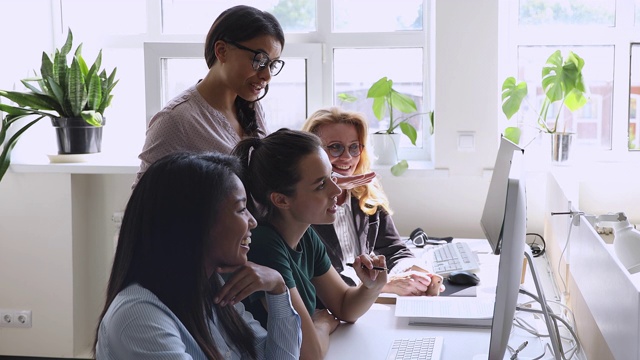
left=501, top=50, right=588, bottom=162
left=0, top=29, right=118, bottom=181
left=339, top=76, right=431, bottom=176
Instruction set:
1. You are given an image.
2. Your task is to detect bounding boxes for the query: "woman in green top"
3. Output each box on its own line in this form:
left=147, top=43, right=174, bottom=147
left=232, top=129, right=387, bottom=360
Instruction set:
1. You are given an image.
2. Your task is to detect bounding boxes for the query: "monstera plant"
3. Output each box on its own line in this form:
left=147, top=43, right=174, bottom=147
left=501, top=50, right=588, bottom=145
left=0, top=28, right=118, bottom=182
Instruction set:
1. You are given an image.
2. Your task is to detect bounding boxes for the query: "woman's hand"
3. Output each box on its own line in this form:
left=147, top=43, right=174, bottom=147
left=333, top=171, right=376, bottom=190
left=215, top=261, right=286, bottom=306
left=382, top=270, right=432, bottom=296
left=352, top=254, right=387, bottom=291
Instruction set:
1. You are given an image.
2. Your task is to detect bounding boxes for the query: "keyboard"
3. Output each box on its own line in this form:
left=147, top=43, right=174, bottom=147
left=386, top=337, right=443, bottom=360
left=421, top=242, right=481, bottom=276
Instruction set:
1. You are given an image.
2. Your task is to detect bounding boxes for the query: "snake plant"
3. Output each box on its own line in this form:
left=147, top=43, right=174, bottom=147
left=0, top=29, right=118, bottom=182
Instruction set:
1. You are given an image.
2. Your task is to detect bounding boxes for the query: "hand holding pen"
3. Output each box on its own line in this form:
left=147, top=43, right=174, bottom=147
left=349, top=254, right=388, bottom=290
left=346, top=263, right=387, bottom=272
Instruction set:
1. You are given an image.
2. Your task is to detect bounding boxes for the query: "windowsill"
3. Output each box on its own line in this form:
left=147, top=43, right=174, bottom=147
left=10, top=153, right=139, bottom=175
left=371, top=160, right=450, bottom=178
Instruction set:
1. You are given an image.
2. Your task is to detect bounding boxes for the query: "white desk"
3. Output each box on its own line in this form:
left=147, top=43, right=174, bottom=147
left=325, top=239, right=568, bottom=360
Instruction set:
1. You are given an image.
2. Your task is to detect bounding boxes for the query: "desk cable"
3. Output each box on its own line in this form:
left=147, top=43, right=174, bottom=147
left=550, top=211, right=584, bottom=296
left=513, top=288, right=582, bottom=360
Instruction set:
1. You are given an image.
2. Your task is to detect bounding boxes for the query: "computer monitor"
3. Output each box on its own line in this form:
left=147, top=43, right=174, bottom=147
left=480, top=137, right=527, bottom=359
left=480, top=137, right=524, bottom=255
left=478, top=137, right=562, bottom=359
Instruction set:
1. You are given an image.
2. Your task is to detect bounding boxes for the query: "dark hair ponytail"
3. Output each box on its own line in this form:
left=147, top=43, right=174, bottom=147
left=232, top=129, right=322, bottom=221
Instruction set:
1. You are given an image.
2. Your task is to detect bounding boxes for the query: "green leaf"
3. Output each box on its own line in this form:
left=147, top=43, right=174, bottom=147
left=40, top=52, right=54, bottom=84
left=367, top=77, right=392, bottom=98
left=76, top=49, right=89, bottom=77
left=105, top=68, right=118, bottom=94
left=501, top=77, right=528, bottom=119
left=45, top=76, right=65, bottom=110
left=541, top=50, right=565, bottom=103
left=371, top=97, right=386, bottom=121
left=390, top=160, right=409, bottom=176
left=91, top=50, right=103, bottom=77
left=504, top=126, right=522, bottom=144
left=60, top=29, right=73, bottom=56
left=81, top=110, right=103, bottom=127
left=389, top=90, right=417, bottom=114
left=1, top=113, right=35, bottom=145
left=0, top=90, right=58, bottom=111
left=564, top=87, right=588, bottom=111
left=399, top=122, right=417, bottom=145
left=67, top=57, right=87, bottom=116
left=87, top=73, right=102, bottom=110
left=53, top=49, right=68, bottom=91
left=0, top=103, right=34, bottom=116
left=0, top=115, right=45, bottom=183
left=99, top=94, right=114, bottom=114
left=20, top=78, right=44, bottom=95
left=337, top=93, right=357, bottom=103
left=429, top=111, right=434, bottom=135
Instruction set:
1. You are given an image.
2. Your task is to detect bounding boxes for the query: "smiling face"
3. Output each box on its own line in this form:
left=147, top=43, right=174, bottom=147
left=205, top=175, right=257, bottom=275
left=280, top=148, right=342, bottom=225
left=219, top=35, right=283, bottom=102
left=315, top=123, right=362, bottom=177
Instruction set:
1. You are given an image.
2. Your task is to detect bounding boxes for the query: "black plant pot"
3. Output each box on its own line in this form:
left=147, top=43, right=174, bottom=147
left=51, top=117, right=104, bottom=154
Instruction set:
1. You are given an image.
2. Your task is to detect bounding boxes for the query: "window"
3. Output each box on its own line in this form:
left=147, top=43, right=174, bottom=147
left=3, top=1, right=430, bottom=162
left=148, top=0, right=431, bottom=161
left=503, top=0, right=640, bottom=160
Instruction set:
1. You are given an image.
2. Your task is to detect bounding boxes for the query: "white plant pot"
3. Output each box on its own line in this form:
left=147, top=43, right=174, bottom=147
left=370, top=133, right=401, bottom=165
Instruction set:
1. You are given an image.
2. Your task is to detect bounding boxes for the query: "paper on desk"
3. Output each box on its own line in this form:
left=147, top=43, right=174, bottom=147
left=395, top=296, right=494, bottom=327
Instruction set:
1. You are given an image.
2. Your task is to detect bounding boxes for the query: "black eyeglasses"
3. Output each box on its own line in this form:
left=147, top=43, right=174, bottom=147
left=324, top=143, right=364, bottom=158
left=226, top=40, right=285, bottom=76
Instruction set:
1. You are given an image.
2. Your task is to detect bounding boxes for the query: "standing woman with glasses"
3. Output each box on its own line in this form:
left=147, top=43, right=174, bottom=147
left=302, top=107, right=438, bottom=297
left=133, top=5, right=286, bottom=186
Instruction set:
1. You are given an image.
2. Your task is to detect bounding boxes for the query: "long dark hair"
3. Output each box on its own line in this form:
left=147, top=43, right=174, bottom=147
left=204, top=5, right=285, bottom=137
left=232, top=128, right=322, bottom=221
left=94, top=152, right=257, bottom=359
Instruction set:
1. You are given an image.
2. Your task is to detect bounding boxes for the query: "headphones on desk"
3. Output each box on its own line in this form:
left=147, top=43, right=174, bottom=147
left=526, top=232, right=546, bottom=257
left=409, top=228, right=453, bottom=248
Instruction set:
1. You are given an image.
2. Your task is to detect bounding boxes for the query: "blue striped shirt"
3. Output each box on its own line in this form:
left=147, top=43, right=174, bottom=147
left=96, top=283, right=301, bottom=359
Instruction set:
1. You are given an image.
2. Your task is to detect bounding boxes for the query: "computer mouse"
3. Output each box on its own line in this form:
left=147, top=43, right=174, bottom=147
left=447, top=271, right=480, bottom=286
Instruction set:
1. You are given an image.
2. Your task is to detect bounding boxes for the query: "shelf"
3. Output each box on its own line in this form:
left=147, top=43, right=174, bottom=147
left=10, top=154, right=139, bottom=175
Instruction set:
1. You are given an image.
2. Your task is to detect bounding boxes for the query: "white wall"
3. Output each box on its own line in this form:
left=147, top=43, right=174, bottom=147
left=0, top=172, right=133, bottom=357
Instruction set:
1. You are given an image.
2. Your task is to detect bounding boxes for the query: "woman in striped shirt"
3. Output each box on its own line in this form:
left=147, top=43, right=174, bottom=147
left=94, top=152, right=301, bottom=360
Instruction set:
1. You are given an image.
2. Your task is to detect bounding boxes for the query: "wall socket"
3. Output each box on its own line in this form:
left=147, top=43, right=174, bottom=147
left=0, top=309, right=32, bottom=328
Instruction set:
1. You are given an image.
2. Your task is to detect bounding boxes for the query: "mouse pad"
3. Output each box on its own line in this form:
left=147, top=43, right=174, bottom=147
left=440, top=282, right=477, bottom=297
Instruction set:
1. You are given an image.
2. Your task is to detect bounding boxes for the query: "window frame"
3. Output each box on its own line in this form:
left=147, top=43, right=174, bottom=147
left=47, top=0, right=433, bottom=162
left=143, top=0, right=432, bottom=162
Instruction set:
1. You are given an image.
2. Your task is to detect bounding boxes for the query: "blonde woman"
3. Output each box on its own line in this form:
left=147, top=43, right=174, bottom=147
left=302, top=107, right=435, bottom=296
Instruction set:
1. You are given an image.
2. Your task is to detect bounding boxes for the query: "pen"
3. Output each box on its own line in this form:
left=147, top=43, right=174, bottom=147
left=346, top=263, right=388, bottom=271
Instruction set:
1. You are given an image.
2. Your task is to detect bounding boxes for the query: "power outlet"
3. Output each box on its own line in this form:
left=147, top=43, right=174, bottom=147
left=0, top=309, right=32, bottom=328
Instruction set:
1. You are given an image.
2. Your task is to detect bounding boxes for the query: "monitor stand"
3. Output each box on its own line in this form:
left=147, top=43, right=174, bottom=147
left=473, top=251, right=562, bottom=360
left=523, top=250, right=562, bottom=360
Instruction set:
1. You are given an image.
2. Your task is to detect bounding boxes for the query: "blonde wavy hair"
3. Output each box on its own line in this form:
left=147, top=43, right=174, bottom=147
left=302, top=107, right=392, bottom=216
